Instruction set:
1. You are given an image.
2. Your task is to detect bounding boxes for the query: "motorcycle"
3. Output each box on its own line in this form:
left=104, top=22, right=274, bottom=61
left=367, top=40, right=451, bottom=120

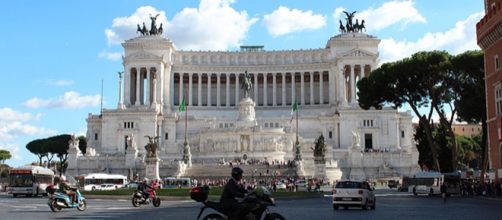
left=132, top=188, right=161, bottom=207
left=191, top=185, right=286, bottom=220
left=47, top=187, right=86, bottom=212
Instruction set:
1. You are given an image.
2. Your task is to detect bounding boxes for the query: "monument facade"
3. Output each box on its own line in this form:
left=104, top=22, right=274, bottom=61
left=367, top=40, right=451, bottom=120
left=67, top=15, right=419, bottom=181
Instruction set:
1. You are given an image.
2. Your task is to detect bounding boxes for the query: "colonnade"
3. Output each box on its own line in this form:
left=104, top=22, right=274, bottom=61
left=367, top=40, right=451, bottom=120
left=173, top=71, right=330, bottom=107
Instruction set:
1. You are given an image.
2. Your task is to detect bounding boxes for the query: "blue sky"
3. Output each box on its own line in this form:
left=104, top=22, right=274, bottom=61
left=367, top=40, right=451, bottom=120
left=0, top=0, right=484, bottom=167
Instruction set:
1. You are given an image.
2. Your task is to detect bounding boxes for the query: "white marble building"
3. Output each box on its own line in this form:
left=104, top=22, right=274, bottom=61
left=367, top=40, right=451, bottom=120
left=67, top=31, right=419, bottom=181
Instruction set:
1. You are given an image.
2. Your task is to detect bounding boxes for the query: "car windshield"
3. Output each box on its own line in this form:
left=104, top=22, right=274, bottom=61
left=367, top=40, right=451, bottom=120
left=335, top=181, right=363, bottom=189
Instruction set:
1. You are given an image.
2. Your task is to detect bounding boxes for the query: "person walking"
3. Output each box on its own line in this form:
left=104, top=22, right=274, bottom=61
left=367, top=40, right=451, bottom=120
left=440, top=182, right=447, bottom=204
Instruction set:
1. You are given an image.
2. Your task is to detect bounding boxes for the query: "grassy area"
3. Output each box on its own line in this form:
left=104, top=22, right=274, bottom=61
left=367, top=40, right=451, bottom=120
left=83, top=187, right=324, bottom=199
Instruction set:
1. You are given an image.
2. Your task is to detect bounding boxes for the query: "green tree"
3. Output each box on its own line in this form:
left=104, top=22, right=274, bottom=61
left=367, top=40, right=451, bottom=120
left=26, top=139, right=48, bottom=166
left=78, top=136, right=87, bottom=155
left=0, top=149, right=12, bottom=164
left=358, top=51, right=453, bottom=171
left=451, top=50, right=487, bottom=178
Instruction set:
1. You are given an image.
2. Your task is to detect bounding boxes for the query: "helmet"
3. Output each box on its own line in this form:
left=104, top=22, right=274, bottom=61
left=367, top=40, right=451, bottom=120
left=231, top=167, right=243, bottom=181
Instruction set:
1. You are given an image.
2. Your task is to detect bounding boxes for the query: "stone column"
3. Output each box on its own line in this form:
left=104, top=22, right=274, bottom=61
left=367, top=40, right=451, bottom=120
left=217, top=74, right=221, bottom=107
left=338, top=66, right=345, bottom=106
left=300, top=72, right=305, bottom=105
left=135, top=68, right=141, bottom=106
left=146, top=68, right=151, bottom=105
left=118, top=71, right=124, bottom=109
left=254, top=74, right=258, bottom=102
left=207, top=74, right=212, bottom=106
left=124, top=67, right=130, bottom=106
left=319, top=71, right=324, bottom=105
left=198, top=74, right=202, bottom=106
left=350, top=65, right=355, bottom=104
left=282, top=73, right=286, bottom=106
left=272, top=73, right=277, bottom=106
left=151, top=73, right=157, bottom=108
left=188, top=73, right=193, bottom=106
left=226, top=74, right=230, bottom=107
left=179, top=73, right=184, bottom=104
left=235, top=73, right=240, bottom=103
left=263, top=73, right=268, bottom=106
left=310, top=72, right=314, bottom=105
left=291, top=73, right=296, bottom=103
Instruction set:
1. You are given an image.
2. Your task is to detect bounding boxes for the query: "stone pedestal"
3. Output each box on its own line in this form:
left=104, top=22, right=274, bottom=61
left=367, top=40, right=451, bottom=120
left=325, top=160, right=343, bottom=182
left=183, top=142, right=192, bottom=167
left=144, top=157, right=160, bottom=180
left=295, top=160, right=305, bottom=176
left=348, top=150, right=366, bottom=180
left=313, top=157, right=326, bottom=178
left=236, top=97, right=257, bottom=128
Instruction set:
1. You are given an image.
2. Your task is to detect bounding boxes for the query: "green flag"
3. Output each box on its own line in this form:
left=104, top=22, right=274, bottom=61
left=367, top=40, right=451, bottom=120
left=290, top=98, right=297, bottom=123
left=179, top=97, right=186, bottom=112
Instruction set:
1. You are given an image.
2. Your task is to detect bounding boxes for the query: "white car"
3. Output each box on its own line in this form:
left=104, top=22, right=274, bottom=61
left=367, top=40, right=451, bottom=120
left=295, top=180, right=307, bottom=192
left=99, top=184, right=117, bottom=191
left=332, top=180, right=376, bottom=210
left=276, top=182, right=287, bottom=190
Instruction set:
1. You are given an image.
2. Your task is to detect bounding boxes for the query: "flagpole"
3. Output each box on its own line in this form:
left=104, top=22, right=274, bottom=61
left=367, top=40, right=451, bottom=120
left=295, top=96, right=299, bottom=145
left=184, top=94, right=188, bottom=144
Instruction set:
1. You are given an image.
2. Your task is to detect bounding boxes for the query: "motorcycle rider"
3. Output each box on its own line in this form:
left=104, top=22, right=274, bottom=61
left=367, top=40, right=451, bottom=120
left=58, top=176, right=77, bottom=204
left=137, top=178, right=152, bottom=201
left=220, top=167, right=249, bottom=220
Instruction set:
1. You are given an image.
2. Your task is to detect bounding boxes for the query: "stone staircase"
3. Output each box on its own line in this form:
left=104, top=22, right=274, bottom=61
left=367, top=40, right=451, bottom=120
left=181, top=164, right=297, bottom=179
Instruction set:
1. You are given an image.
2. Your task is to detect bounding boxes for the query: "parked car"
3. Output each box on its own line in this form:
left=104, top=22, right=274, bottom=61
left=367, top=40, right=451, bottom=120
left=276, top=182, right=287, bottom=190
left=99, top=184, right=117, bottom=191
left=332, top=180, right=376, bottom=210
left=295, top=180, right=307, bottom=192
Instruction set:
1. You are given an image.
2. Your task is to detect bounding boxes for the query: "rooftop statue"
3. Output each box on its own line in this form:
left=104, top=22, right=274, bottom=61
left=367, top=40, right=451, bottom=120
left=340, top=10, right=366, bottom=33
left=136, top=14, right=164, bottom=36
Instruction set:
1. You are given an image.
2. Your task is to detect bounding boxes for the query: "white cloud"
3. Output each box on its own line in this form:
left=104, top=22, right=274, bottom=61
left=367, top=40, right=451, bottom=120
left=105, top=6, right=168, bottom=46
left=263, top=6, right=326, bottom=37
left=332, top=7, right=346, bottom=24
left=24, top=91, right=101, bottom=109
left=352, top=0, right=426, bottom=32
left=379, top=12, right=483, bottom=64
left=0, top=108, right=57, bottom=162
left=104, top=1, right=257, bottom=51
left=166, top=0, right=257, bottom=50
left=47, top=79, right=74, bottom=87
left=98, top=51, right=123, bottom=61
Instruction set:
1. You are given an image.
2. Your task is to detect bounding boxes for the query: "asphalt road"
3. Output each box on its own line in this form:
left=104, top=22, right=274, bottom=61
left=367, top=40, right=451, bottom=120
left=1, top=190, right=501, bottom=220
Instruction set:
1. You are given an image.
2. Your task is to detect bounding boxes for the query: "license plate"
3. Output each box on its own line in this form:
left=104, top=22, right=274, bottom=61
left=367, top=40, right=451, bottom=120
left=342, top=198, right=352, bottom=201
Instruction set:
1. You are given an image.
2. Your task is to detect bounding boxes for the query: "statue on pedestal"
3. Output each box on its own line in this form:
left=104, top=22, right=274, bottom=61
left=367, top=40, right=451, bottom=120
left=144, top=135, right=159, bottom=158
left=351, top=130, right=361, bottom=149
left=312, top=134, right=326, bottom=158
left=241, top=70, right=253, bottom=98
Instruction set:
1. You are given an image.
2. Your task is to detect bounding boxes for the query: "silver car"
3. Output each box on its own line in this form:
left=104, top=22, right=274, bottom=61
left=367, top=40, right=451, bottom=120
left=332, top=180, right=376, bottom=210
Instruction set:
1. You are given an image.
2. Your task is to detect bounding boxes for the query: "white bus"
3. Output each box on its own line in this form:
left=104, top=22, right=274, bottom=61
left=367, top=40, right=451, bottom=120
left=408, top=171, right=443, bottom=196
left=163, top=177, right=191, bottom=188
left=9, top=166, right=54, bottom=197
left=83, top=173, right=128, bottom=191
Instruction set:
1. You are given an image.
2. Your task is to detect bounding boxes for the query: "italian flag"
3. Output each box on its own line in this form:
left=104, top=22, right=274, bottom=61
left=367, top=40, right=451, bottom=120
left=176, top=97, right=186, bottom=121
left=290, top=98, right=297, bottom=123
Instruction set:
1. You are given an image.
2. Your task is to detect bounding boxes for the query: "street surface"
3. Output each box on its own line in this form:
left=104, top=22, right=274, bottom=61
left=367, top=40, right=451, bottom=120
left=1, top=189, right=501, bottom=220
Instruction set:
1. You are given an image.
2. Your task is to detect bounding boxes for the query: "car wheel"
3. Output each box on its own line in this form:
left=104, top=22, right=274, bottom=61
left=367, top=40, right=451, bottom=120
left=362, top=200, right=369, bottom=210
left=333, top=204, right=339, bottom=210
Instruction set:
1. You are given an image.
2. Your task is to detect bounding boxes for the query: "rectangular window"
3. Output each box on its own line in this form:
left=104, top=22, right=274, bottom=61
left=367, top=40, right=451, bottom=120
left=495, top=55, right=500, bottom=70
left=401, top=131, right=405, bottom=138
left=94, top=133, right=98, bottom=140
left=329, top=131, right=333, bottom=139
left=496, top=85, right=502, bottom=115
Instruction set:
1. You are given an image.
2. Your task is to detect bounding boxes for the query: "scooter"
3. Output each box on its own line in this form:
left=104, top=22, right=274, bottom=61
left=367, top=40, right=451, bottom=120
left=132, top=188, right=161, bottom=207
left=47, top=188, right=86, bottom=212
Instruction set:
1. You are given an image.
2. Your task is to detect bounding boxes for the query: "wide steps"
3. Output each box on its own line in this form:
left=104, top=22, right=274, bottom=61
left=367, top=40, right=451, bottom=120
left=182, top=164, right=296, bottom=178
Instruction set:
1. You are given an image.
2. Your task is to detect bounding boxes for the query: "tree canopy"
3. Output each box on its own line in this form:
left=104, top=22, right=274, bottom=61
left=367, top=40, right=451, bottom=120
left=0, top=149, right=12, bottom=164
left=358, top=50, right=485, bottom=172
